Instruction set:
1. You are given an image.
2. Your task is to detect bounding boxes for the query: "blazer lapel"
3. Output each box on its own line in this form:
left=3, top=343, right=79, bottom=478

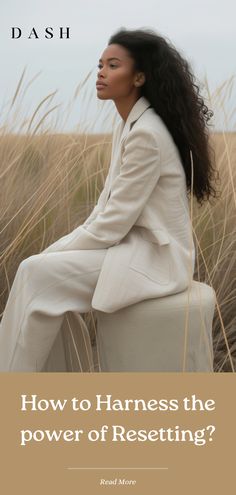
left=107, top=119, right=125, bottom=196
left=119, top=96, right=152, bottom=143
left=107, top=96, right=152, bottom=199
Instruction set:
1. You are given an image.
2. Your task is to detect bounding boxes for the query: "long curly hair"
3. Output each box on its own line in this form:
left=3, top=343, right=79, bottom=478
left=108, top=28, right=220, bottom=206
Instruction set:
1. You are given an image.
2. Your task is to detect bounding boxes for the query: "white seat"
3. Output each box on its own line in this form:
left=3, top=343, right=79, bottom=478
left=95, top=280, right=216, bottom=372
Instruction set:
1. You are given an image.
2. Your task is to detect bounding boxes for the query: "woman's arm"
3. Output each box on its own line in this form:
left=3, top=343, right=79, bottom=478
left=43, top=127, right=161, bottom=252
left=42, top=147, right=111, bottom=253
left=82, top=169, right=111, bottom=227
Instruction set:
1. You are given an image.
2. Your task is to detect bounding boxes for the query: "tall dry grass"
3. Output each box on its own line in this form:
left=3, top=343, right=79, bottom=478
left=0, top=70, right=235, bottom=372
left=192, top=131, right=236, bottom=371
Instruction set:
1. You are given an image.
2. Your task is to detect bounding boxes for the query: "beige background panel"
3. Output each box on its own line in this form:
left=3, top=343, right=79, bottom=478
left=0, top=373, right=235, bottom=494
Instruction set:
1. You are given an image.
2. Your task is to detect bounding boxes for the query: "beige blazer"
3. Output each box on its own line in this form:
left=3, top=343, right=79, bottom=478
left=45, top=96, right=195, bottom=313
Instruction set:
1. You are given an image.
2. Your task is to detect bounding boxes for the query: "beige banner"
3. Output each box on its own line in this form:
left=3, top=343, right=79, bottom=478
left=0, top=373, right=235, bottom=494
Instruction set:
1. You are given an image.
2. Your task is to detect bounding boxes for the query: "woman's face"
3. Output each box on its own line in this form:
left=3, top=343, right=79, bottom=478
left=96, top=43, right=139, bottom=101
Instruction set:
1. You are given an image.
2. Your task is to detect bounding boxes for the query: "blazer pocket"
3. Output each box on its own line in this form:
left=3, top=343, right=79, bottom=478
left=129, top=230, right=171, bottom=285
left=139, top=228, right=170, bottom=246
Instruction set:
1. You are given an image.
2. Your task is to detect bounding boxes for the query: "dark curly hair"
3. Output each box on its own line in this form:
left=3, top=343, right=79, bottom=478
left=108, top=27, right=220, bottom=206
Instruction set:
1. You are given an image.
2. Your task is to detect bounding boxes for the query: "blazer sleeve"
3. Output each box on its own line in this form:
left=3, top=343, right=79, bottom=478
left=79, top=121, right=122, bottom=227
left=82, top=169, right=111, bottom=227
left=43, top=127, right=161, bottom=252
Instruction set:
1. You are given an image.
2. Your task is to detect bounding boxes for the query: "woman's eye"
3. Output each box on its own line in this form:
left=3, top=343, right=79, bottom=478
left=97, top=64, right=117, bottom=69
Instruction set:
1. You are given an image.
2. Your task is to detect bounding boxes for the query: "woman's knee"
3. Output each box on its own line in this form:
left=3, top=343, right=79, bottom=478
left=18, top=254, right=46, bottom=276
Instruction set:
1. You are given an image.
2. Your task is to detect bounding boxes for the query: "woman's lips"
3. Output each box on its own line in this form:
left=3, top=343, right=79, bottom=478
left=96, top=83, right=107, bottom=89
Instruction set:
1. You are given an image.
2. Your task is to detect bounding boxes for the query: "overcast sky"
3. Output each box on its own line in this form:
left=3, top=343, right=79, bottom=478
left=1, top=0, right=235, bottom=132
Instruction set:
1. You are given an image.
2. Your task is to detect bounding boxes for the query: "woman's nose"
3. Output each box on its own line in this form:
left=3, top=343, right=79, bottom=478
left=98, top=67, right=106, bottom=78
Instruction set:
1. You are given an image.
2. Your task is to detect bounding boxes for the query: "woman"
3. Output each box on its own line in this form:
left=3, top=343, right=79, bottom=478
left=0, top=27, right=218, bottom=372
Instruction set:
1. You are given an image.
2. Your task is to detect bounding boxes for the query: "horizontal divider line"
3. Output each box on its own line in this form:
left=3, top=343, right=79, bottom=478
left=67, top=467, right=168, bottom=470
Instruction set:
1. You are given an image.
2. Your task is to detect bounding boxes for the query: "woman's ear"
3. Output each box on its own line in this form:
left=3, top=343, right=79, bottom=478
left=134, top=72, right=146, bottom=87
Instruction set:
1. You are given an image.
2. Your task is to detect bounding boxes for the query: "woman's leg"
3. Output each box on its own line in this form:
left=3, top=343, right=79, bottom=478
left=0, top=249, right=107, bottom=372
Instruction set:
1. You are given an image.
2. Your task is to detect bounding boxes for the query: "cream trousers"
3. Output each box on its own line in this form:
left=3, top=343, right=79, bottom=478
left=0, top=248, right=107, bottom=372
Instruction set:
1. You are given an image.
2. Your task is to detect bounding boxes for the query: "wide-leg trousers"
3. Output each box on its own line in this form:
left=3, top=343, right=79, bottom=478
left=0, top=247, right=107, bottom=372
